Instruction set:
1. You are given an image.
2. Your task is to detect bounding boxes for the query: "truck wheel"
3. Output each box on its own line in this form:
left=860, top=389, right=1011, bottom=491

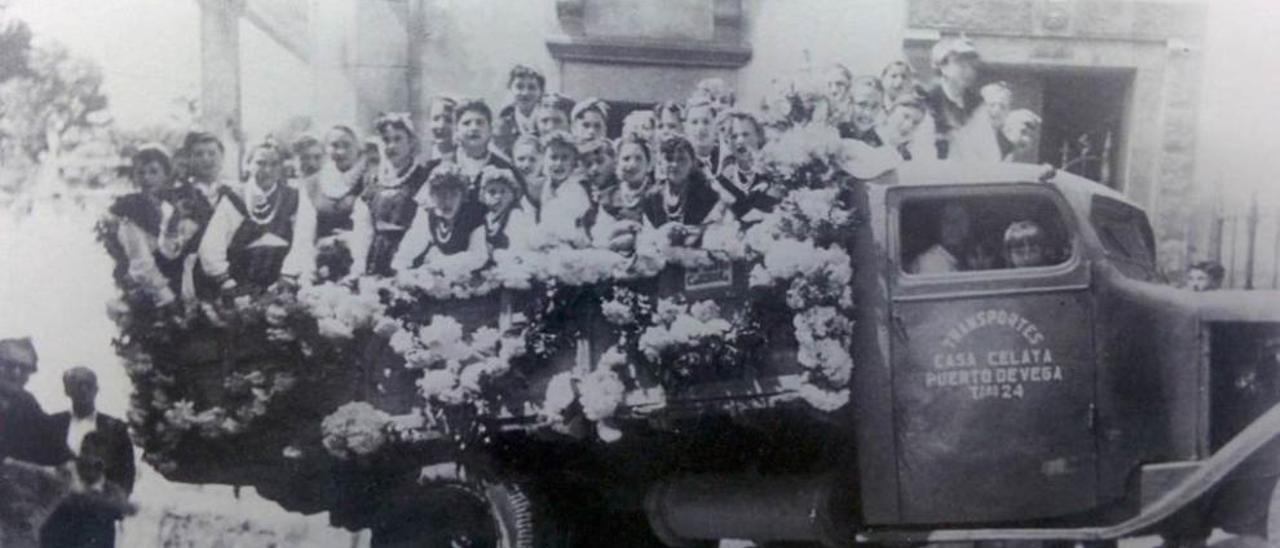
left=371, top=478, right=567, bottom=548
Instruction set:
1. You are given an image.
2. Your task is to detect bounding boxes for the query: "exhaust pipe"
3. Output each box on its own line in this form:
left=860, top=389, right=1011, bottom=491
left=644, top=474, right=851, bottom=547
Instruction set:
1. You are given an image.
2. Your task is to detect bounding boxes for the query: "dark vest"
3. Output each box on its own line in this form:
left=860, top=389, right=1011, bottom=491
left=107, top=193, right=187, bottom=293
left=222, top=185, right=300, bottom=288
left=312, top=180, right=364, bottom=238
left=714, top=169, right=779, bottom=221
left=412, top=200, right=485, bottom=267
left=641, top=173, right=721, bottom=228
left=364, top=163, right=430, bottom=276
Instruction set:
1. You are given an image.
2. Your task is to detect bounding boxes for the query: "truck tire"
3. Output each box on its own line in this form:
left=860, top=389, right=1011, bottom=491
left=1268, top=475, right=1280, bottom=541
left=371, top=477, right=567, bottom=548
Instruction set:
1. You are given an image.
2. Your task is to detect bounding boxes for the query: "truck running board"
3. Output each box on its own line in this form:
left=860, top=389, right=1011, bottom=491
left=858, top=402, right=1280, bottom=544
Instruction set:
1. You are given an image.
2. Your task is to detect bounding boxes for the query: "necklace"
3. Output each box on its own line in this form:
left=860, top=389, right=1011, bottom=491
left=248, top=186, right=280, bottom=225
left=663, top=188, right=685, bottom=220
left=433, top=215, right=455, bottom=243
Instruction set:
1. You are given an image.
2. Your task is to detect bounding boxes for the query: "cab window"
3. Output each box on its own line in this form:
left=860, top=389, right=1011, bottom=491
left=1090, top=196, right=1157, bottom=279
left=899, top=192, right=1073, bottom=275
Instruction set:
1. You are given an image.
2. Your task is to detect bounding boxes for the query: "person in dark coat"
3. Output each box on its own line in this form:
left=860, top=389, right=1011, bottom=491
left=922, top=37, right=983, bottom=159
left=40, top=367, right=135, bottom=548
left=0, top=338, right=69, bottom=467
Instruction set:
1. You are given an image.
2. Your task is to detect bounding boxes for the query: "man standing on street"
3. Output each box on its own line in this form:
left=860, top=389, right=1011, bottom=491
left=40, top=367, right=135, bottom=548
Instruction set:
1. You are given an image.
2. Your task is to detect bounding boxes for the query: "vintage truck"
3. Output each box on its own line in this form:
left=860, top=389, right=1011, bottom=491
left=117, top=161, right=1280, bottom=547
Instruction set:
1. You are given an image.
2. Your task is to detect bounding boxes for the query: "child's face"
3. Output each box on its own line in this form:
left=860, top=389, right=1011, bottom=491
left=1187, top=268, right=1212, bottom=291
left=455, top=111, right=492, bottom=151
left=535, top=108, right=568, bottom=136
left=1007, top=240, right=1047, bottom=268
left=886, top=106, right=925, bottom=143
left=512, top=142, right=540, bottom=177
left=327, top=131, right=358, bottom=170
left=984, top=93, right=1012, bottom=127
left=580, top=148, right=615, bottom=186
left=883, top=64, right=910, bottom=93
left=826, top=71, right=850, bottom=101
left=298, top=143, right=325, bottom=177
left=940, top=55, right=979, bottom=89
left=480, top=181, right=516, bottom=214
left=727, top=118, right=761, bottom=158
left=574, top=111, right=607, bottom=144
left=851, top=86, right=884, bottom=132
left=189, top=142, right=223, bottom=181
left=616, top=142, right=650, bottom=186
left=247, top=148, right=282, bottom=191
left=657, top=147, right=694, bottom=185
left=510, top=76, right=543, bottom=111
left=380, top=127, right=416, bottom=167
left=431, top=186, right=465, bottom=219
left=429, top=103, right=454, bottom=143
left=657, top=111, right=683, bottom=142
left=684, top=105, right=716, bottom=150
left=543, top=144, right=576, bottom=183
left=134, top=160, right=169, bottom=194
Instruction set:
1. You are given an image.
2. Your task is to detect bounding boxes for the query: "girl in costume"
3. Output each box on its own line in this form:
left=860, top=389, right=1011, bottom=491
left=392, top=162, right=487, bottom=272
left=477, top=166, right=535, bottom=251
left=362, top=113, right=431, bottom=276
left=591, top=134, right=653, bottom=255
left=305, top=125, right=374, bottom=280
left=109, top=145, right=200, bottom=305
left=641, top=135, right=723, bottom=248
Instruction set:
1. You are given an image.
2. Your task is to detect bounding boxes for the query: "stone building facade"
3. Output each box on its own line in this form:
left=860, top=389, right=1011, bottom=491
left=201, top=0, right=1206, bottom=275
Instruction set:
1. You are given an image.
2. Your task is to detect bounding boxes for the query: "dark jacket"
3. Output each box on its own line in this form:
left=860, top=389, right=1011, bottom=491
left=641, top=172, right=721, bottom=228
left=0, top=386, right=70, bottom=466
left=48, top=412, right=135, bottom=495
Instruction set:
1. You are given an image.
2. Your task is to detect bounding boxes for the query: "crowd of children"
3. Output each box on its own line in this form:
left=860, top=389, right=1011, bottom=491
left=106, top=37, right=1052, bottom=304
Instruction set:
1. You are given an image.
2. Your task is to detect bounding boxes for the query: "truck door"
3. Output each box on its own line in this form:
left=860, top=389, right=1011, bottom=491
left=887, top=183, right=1096, bottom=524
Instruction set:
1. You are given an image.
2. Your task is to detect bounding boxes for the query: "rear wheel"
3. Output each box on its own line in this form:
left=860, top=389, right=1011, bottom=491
left=370, top=476, right=568, bottom=548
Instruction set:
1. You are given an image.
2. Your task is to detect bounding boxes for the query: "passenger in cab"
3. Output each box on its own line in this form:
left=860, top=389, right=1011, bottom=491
left=110, top=145, right=200, bottom=305
left=1186, top=261, right=1225, bottom=292
left=199, top=142, right=317, bottom=294
left=1003, top=220, right=1051, bottom=268
left=363, top=113, right=432, bottom=276
left=908, top=202, right=970, bottom=274
left=591, top=134, right=652, bottom=254
left=714, top=111, right=779, bottom=222
left=477, top=166, right=535, bottom=251
left=393, top=163, right=487, bottom=272
left=306, top=125, right=373, bottom=281
left=642, top=135, right=723, bottom=247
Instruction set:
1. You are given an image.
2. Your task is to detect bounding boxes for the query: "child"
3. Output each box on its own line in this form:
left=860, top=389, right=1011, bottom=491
left=534, top=93, right=574, bottom=138
left=292, top=135, right=325, bottom=180
left=309, top=125, right=373, bottom=280
left=825, top=63, right=854, bottom=125
left=591, top=134, right=652, bottom=254
left=1003, top=220, right=1051, bottom=268
left=199, top=141, right=318, bottom=293
left=871, top=89, right=928, bottom=160
left=684, top=96, right=720, bottom=178
left=535, top=131, right=593, bottom=243
left=441, top=99, right=526, bottom=200
left=642, top=135, right=723, bottom=247
left=492, top=103, right=520, bottom=161
left=571, top=97, right=609, bottom=145
left=714, top=111, right=779, bottom=222
left=839, top=76, right=885, bottom=144
left=426, top=96, right=458, bottom=161
left=507, top=64, right=546, bottom=136
left=578, top=138, right=617, bottom=206
left=951, top=81, right=1013, bottom=162
left=880, top=60, right=916, bottom=104
left=653, top=101, right=685, bottom=144
left=692, top=77, right=735, bottom=113
left=1186, top=261, right=1225, bottom=291
left=393, top=162, right=487, bottom=272
left=477, top=166, right=535, bottom=251
left=511, top=134, right=543, bottom=210
left=110, top=145, right=200, bottom=305
left=362, top=113, right=431, bottom=276
left=621, top=110, right=656, bottom=144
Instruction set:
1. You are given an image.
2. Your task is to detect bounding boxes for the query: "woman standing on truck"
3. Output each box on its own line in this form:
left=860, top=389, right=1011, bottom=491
left=305, top=125, right=373, bottom=281
left=591, top=134, right=653, bottom=255
left=108, top=145, right=201, bottom=306
left=641, top=135, right=723, bottom=248
left=363, top=113, right=431, bottom=276
left=392, top=162, right=487, bottom=272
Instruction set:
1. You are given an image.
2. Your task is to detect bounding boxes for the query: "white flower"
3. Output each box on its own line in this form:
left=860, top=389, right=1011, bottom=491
left=321, top=402, right=392, bottom=458
left=543, top=372, right=577, bottom=419
left=578, top=367, right=625, bottom=421
left=796, top=383, right=850, bottom=412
